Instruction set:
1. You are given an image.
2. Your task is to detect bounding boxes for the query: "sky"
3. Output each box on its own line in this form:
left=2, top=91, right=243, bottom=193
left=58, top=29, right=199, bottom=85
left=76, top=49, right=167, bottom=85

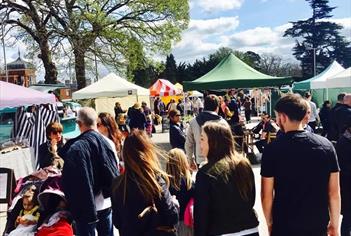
left=172, top=0, right=351, bottom=62
left=1, top=0, right=350, bottom=81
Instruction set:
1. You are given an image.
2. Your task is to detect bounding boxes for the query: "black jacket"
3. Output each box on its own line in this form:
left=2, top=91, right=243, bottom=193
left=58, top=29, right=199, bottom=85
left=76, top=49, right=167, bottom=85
left=37, top=140, right=64, bottom=169
left=336, top=129, right=351, bottom=215
left=169, top=178, right=194, bottom=221
left=328, top=103, right=346, bottom=140
left=169, top=121, right=186, bottom=150
left=194, top=159, right=258, bottom=236
left=112, top=175, right=179, bottom=236
left=59, top=130, right=119, bottom=224
left=128, top=107, right=147, bottom=130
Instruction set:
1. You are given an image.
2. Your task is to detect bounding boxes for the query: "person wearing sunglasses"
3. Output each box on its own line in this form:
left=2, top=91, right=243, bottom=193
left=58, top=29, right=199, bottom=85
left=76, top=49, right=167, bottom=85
left=37, top=122, right=65, bottom=170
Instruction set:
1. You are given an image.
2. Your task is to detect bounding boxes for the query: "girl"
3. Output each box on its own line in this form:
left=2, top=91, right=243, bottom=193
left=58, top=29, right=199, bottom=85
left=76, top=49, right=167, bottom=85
left=194, top=121, right=259, bottom=236
left=166, top=148, right=194, bottom=236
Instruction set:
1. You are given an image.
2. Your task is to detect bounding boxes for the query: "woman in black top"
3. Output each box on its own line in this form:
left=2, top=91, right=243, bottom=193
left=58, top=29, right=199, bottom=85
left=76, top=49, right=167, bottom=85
left=111, top=130, right=179, bottom=236
left=37, top=122, right=64, bottom=169
left=319, top=100, right=331, bottom=137
left=195, top=121, right=259, bottom=236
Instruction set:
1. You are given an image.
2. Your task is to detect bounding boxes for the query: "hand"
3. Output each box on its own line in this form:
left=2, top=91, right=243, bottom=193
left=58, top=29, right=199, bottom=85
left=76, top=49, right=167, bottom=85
left=51, top=139, right=58, bottom=153
left=327, top=223, right=339, bottom=236
left=190, top=159, right=198, bottom=171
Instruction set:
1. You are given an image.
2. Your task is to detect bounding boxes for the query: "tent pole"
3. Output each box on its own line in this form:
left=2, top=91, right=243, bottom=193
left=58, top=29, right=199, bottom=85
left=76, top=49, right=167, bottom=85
left=269, top=89, right=272, bottom=117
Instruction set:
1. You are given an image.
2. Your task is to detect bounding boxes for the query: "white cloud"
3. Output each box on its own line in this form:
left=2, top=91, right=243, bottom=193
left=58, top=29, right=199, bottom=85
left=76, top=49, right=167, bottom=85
left=188, top=17, right=240, bottom=36
left=191, top=0, right=244, bottom=12
left=172, top=17, right=351, bottom=63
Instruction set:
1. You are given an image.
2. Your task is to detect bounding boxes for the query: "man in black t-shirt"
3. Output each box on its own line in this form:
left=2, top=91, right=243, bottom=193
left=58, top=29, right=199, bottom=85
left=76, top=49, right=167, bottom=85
left=261, top=94, right=340, bottom=236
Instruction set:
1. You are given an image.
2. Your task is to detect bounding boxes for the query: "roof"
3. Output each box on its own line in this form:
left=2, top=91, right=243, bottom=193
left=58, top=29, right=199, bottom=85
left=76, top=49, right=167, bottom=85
left=149, top=79, right=180, bottom=96
left=293, top=61, right=344, bottom=90
left=29, top=84, right=67, bottom=93
left=0, top=81, right=56, bottom=108
left=72, top=73, right=149, bottom=100
left=183, top=53, right=292, bottom=91
left=7, top=56, right=35, bottom=70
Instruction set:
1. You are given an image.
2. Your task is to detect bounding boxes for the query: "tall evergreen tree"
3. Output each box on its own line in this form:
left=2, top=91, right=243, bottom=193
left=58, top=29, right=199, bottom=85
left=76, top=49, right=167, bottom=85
left=284, top=0, right=351, bottom=78
left=164, top=54, right=178, bottom=83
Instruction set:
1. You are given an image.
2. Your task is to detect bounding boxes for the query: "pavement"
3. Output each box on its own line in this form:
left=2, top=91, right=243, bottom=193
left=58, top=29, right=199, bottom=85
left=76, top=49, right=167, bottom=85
left=0, top=120, right=268, bottom=235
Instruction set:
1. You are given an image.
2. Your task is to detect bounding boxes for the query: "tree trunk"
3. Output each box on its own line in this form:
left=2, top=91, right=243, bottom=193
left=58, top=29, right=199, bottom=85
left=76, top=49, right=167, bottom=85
left=38, top=39, right=58, bottom=84
left=74, top=49, right=86, bottom=89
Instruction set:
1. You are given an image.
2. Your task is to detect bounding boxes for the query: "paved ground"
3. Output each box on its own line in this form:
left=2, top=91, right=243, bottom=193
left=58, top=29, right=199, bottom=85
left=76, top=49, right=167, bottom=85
left=0, top=121, right=268, bottom=235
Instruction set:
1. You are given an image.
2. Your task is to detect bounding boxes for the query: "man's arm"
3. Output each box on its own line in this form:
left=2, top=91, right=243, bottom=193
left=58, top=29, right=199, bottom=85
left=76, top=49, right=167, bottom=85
left=184, top=123, right=197, bottom=170
left=261, top=177, right=274, bottom=234
left=327, top=172, right=340, bottom=236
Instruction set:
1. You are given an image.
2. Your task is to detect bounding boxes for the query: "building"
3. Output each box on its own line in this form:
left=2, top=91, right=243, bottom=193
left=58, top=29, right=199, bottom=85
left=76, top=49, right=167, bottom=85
left=0, top=52, right=36, bottom=87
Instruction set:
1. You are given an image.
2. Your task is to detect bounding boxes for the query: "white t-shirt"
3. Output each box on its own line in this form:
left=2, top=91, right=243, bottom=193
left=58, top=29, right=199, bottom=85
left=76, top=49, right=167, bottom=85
left=95, top=135, right=119, bottom=211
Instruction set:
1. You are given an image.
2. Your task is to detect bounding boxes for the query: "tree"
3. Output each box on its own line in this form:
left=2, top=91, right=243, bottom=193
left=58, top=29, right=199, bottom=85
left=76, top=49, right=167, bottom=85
left=164, top=54, right=177, bottom=83
left=259, top=53, right=302, bottom=78
left=1, top=0, right=58, bottom=84
left=45, top=0, right=189, bottom=89
left=284, top=0, right=351, bottom=78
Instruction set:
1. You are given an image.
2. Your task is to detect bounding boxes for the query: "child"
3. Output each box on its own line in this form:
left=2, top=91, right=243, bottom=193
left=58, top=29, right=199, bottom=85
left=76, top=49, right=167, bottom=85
left=166, top=148, right=194, bottom=236
left=8, top=186, right=40, bottom=236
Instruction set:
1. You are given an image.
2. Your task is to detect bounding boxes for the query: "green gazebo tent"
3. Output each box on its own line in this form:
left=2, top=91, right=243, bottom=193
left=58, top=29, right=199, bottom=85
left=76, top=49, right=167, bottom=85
left=183, top=53, right=293, bottom=91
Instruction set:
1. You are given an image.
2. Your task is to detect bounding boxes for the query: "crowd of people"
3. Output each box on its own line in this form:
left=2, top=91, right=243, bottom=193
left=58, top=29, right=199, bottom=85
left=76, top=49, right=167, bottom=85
left=3, top=90, right=351, bottom=236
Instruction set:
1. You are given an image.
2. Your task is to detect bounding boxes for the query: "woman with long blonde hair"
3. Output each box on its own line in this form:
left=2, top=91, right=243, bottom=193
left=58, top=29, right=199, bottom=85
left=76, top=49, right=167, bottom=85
left=111, top=130, right=179, bottom=236
left=166, top=148, right=194, bottom=236
left=195, top=121, right=259, bottom=236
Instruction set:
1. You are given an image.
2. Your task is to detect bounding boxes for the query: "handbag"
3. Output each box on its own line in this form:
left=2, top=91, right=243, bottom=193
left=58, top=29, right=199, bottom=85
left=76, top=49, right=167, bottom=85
left=183, top=198, right=194, bottom=228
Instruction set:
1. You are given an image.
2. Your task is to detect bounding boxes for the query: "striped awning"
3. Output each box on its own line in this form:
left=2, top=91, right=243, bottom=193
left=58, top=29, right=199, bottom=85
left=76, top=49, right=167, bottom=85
left=149, top=79, right=180, bottom=97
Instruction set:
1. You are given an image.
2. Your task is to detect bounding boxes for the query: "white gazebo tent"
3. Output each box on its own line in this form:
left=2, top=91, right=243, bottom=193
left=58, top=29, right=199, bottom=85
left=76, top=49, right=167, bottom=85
left=72, top=73, right=150, bottom=115
left=309, top=61, right=345, bottom=101
left=325, top=67, right=351, bottom=89
left=310, top=61, right=345, bottom=89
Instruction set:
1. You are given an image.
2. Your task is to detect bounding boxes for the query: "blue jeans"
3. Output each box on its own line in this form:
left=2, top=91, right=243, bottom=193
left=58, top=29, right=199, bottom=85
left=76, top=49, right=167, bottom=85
left=96, top=208, right=113, bottom=236
left=341, top=214, right=351, bottom=236
left=75, top=221, right=96, bottom=236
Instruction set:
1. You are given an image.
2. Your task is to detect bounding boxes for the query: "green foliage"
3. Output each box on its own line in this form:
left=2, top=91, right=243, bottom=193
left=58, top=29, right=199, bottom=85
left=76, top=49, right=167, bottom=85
left=284, top=0, right=351, bottom=78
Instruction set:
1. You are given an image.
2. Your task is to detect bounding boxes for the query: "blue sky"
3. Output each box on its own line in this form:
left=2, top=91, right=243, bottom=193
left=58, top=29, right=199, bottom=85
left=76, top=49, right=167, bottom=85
left=1, top=0, right=350, bottom=81
left=171, top=0, right=351, bottom=63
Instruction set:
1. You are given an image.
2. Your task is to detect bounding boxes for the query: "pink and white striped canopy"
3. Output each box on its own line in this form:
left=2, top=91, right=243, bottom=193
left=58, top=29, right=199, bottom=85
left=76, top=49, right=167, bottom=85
left=149, top=79, right=180, bottom=97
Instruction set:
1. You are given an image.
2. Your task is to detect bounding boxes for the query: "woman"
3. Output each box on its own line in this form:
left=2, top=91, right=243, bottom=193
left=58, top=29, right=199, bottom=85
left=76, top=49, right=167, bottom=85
left=169, top=109, right=186, bottom=150
left=114, top=102, right=126, bottom=122
left=195, top=122, right=259, bottom=236
left=97, top=112, right=123, bottom=159
left=111, top=130, right=179, bottom=236
left=37, top=122, right=65, bottom=170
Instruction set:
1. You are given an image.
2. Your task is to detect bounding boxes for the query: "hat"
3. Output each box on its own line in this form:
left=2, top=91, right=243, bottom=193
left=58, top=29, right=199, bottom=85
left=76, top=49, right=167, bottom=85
left=133, top=102, right=141, bottom=109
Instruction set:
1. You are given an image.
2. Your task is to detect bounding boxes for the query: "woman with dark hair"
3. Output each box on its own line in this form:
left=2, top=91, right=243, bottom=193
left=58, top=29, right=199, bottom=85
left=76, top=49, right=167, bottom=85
left=37, top=122, right=65, bottom=170
left=195, top=121, right=259, bottom=236
left=169, top=109, right=186, bottom=150
left=97, top=112, right=123, bottom=158
left=111, top=130, right=179, bottom=236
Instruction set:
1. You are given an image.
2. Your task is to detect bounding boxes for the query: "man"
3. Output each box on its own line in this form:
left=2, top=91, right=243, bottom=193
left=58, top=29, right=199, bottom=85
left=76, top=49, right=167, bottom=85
left=261, top=94, right=340, bottom=236
left=304, top=92, right=319, bottom=131
left=185, top=94, right=229, bottom=168
left=59, top=107, right=119, bottom=236
left=328, top=93, right=346, bottom=141
left=334, top=94, right=351, bottom=139
left=336, top=121, right=351, bottom=235
left=252, top=112, right=277, bottom=153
